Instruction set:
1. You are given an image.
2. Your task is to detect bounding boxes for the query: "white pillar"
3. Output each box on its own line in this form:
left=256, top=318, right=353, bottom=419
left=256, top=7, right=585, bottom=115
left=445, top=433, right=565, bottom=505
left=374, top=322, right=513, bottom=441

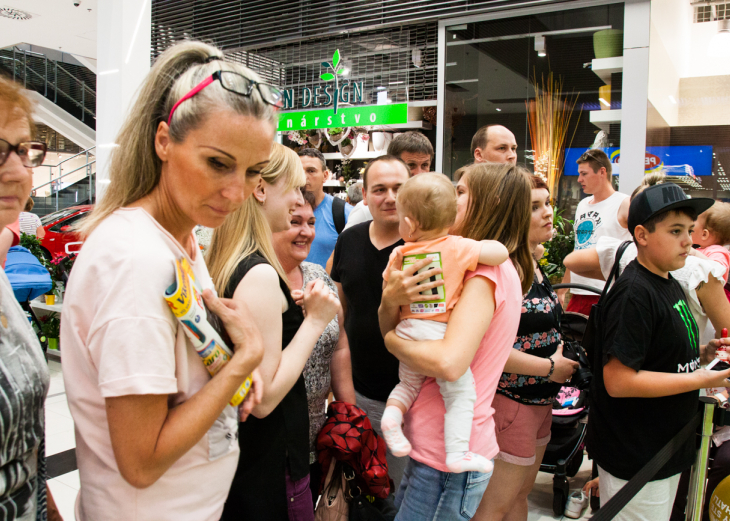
left=618, top=0, right=651, bottom=195
left=96, top=0, right=151, bottom=201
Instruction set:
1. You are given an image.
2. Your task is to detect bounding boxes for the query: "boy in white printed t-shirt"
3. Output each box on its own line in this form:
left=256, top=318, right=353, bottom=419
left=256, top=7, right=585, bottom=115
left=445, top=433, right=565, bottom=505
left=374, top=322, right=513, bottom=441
left=563, top=149, right=631, bottom=316
left=379, top=173, right=508, bottom=474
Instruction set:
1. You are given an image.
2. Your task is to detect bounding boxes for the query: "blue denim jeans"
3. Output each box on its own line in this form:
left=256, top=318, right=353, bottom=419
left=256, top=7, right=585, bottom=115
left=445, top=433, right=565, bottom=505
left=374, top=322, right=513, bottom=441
left=394, top=458, right=492, bottom=521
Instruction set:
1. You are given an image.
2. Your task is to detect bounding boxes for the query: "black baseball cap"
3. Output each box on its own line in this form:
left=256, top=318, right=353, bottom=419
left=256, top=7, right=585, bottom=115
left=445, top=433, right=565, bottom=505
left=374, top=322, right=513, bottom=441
left=628, top=183, right=714, bottom=236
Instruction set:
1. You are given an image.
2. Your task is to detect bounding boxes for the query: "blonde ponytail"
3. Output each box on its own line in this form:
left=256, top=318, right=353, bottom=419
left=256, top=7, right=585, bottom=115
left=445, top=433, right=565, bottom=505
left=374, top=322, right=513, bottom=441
left=78, top=40, right=277, bottom=236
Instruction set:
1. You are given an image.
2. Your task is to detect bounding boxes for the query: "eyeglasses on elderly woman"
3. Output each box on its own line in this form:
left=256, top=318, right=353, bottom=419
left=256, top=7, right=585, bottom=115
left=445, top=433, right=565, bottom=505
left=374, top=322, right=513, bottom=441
left=0, top=139, right=47, bottom=168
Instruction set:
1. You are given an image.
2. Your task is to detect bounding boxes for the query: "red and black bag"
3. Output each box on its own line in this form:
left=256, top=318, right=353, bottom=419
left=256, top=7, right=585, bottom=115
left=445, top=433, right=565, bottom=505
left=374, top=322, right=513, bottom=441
left=316, top=401, right=393, bottom=499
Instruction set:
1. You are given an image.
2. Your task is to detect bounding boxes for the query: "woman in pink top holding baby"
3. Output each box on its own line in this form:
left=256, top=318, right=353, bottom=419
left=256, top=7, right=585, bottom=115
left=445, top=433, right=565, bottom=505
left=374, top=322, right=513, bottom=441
left=379, top=173, right=508, bottom=475
left=379, top=163, right=533, bottom=521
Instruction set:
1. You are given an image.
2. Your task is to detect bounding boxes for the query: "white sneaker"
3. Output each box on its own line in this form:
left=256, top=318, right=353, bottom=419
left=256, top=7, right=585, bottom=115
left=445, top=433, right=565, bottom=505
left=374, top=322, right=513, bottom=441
left=564, top=491, right=588, bottom=519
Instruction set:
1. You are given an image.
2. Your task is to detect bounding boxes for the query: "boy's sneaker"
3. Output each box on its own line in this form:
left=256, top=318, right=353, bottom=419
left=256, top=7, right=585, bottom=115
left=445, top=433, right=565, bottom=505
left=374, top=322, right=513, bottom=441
left=565, top=491, right=588, bottom=519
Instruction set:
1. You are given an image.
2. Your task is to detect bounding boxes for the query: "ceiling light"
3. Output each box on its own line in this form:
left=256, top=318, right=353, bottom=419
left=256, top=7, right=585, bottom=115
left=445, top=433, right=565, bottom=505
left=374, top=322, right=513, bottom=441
left=709, top=19, right=730, bottom=57
left=496, top=108, right=502, bottom=111
left=0, top=8, right=32, bottom=20
left=599, top=98, right=611, bottom=107
left=341, top=67, right=350, bottom=76
left=535, top=35, right=546, bottom=57
left=668, top=95, right=677, bottom=104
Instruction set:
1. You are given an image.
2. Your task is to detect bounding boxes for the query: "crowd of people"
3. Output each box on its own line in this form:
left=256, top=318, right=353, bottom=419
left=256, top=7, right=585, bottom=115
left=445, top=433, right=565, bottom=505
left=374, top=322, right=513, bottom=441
left=2, top=39, right=730, bottom=521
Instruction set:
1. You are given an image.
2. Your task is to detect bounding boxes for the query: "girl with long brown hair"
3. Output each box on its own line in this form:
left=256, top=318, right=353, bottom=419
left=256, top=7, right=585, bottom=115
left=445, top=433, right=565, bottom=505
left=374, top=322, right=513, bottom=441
left=378, top=162, right=532, bottom=520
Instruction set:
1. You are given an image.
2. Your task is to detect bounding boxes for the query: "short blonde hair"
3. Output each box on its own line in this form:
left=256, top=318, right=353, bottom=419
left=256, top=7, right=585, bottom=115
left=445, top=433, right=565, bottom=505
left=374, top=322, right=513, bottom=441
left=396, top=173, right=456, bottom=231
left=703, top=202, right=730, bottom=245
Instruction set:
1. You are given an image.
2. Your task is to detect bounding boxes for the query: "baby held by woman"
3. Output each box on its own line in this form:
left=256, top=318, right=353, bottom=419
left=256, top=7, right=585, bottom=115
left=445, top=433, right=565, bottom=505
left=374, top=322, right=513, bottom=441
left=381, top=173, right=508, bottom=474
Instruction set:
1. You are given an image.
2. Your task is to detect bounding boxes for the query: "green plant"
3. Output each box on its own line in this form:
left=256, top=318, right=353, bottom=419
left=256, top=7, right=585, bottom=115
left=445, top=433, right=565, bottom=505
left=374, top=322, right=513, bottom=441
left=320, top=49, right=347, bottom=114
left=19, top=233, right=55, bottom=293
left=539, top=208, right=575, bottom=281
left=38, top=313, right=61, bottom=338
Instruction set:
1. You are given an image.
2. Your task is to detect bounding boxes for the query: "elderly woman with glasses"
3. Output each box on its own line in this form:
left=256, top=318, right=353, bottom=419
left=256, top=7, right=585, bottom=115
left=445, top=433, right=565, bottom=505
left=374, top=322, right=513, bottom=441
left=60, top=41, right=282, bottom=521
left=0, top=76, right=64, bottom=520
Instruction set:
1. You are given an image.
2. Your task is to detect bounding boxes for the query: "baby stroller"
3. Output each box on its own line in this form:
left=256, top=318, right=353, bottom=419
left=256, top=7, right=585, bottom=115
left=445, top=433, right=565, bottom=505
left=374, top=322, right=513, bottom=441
left=4, top=246, right=53, bottom=353
left=540, top=283, right=601, bottom=516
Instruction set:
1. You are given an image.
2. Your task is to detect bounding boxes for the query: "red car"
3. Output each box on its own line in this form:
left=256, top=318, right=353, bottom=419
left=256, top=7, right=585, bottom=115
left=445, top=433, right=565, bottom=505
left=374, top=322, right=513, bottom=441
left=39, top=205, right=92, bottom=260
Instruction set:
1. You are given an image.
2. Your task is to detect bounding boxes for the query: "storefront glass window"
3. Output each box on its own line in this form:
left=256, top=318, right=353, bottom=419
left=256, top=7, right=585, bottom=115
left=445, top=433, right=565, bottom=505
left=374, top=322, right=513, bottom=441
left=648, top=0, right=730, bottom=200
left=443, top=4, right=624, bottom=215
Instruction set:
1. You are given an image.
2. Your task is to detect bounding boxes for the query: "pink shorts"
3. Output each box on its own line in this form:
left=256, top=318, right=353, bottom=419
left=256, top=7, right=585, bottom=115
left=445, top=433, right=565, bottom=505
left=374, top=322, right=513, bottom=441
left=493, top=393, right=552, bottom=466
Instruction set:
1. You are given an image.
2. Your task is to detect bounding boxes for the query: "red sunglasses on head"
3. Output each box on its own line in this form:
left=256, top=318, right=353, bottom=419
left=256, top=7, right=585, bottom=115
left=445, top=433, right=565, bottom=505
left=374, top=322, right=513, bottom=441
left=167, top=70, right=284, bottom=126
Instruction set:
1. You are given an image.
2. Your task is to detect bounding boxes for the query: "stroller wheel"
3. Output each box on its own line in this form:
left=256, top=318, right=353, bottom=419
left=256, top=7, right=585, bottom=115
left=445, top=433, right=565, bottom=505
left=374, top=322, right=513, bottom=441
left=553, top=488, right=567, bottom=517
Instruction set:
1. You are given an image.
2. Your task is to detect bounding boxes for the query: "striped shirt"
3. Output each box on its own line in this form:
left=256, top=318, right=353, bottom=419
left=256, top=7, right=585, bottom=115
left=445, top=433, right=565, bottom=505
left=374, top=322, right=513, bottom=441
left=18, top=213, right=42, bottom=237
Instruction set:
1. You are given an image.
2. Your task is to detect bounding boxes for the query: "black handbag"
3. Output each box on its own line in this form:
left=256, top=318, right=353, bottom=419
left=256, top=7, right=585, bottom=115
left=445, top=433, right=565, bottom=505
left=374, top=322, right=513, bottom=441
left=582, top=240, right=632, bottom=371
left=349, top=494, right=397, bottom=521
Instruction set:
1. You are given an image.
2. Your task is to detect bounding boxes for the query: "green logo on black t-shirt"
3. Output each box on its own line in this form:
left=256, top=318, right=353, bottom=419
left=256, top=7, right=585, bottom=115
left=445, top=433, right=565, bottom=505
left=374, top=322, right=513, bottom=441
left=673, top=299, right=699, bottom=352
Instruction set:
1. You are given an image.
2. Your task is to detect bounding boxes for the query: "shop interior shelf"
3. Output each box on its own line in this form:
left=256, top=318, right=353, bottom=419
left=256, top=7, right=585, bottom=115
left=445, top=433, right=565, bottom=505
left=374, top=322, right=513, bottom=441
left=589, top=109, right=622, bottom=132
left=591, top=56, right=623, bottom=84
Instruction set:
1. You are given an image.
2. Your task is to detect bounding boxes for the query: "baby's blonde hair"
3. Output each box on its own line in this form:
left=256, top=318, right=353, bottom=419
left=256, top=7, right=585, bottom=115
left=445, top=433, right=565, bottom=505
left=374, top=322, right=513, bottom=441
left=703, top=202, right=730, bottom=245
left=396, top=173, right=457, bottom=231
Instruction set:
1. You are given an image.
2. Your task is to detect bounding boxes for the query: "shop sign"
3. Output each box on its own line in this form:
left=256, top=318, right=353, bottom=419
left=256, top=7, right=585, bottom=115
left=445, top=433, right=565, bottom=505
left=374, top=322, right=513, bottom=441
left=282, top=49, right=365, bottom=113
left=277, top=103, right=408, bottom=131
left=564, top=146, right=714, bottom=176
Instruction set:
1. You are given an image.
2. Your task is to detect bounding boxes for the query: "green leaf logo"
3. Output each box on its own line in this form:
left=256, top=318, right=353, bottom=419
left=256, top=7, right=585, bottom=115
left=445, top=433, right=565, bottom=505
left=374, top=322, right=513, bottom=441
left=319, top=49, right=344, bottom=114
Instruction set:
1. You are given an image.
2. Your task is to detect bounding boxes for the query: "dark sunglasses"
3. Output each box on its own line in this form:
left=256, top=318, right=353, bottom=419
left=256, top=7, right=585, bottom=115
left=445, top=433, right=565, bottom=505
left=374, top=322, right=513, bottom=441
left=0, top=139, right=47, bottom=168
left=168, top=70, right=284, bottom=125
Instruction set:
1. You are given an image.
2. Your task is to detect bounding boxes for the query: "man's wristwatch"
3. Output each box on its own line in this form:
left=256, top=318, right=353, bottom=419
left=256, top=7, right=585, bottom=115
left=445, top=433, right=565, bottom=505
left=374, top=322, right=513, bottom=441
left=546, top=357, right=555, bottom=379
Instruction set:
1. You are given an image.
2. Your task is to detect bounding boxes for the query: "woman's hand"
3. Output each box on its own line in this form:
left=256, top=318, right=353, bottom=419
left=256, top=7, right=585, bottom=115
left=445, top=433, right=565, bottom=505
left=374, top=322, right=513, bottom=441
left=291, top=289, right=304, bottom=307
left=239, top=369, right=264, bottom=422
left=382, top=255, right=444, bottom=307
left=548, top=343, right=579, bottom=383
left=302, top=279, right=339, bottom=327
left=202, top=289, right=264, bottom=365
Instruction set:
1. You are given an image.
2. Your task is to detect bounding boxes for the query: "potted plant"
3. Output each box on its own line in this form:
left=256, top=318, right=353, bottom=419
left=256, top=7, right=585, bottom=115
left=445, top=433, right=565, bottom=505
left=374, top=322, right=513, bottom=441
left=39, top=313, right=61, bottom=350
left=540, top=208, right=575, bottom=284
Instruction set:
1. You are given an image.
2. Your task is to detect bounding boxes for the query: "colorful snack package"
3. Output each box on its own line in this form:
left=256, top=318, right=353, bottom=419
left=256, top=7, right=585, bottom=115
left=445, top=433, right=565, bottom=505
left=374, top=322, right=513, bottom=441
left=164, top=257, right=252, bottom=406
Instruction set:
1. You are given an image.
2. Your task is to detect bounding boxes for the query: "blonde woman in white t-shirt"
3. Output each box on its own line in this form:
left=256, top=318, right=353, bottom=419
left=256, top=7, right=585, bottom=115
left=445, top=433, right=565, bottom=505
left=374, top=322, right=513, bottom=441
left=62, top=41, right=283, bottom=521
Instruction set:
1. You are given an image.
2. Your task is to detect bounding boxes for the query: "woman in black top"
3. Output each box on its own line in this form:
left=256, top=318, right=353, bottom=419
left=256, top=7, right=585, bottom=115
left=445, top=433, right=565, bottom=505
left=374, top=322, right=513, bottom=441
left=207, top=143, right=339, bottom=520
left=475, top=176, right=579, bottom=521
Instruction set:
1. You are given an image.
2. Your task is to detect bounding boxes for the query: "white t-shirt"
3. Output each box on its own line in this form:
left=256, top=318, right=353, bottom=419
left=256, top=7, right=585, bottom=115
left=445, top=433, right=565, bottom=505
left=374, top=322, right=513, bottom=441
left=596, top=236, right=726, bottom=344
left=343, top=200, right=372, bottom=230
left=572, top=192, right=631, bottom=294
left=61, top=208, right=239, bottom=521
left=18, top=212, right=41, bottom=236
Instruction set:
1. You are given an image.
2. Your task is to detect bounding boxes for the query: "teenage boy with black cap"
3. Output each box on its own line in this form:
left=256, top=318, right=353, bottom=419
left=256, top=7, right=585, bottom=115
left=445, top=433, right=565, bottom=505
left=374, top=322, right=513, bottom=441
left=586, top=183, right=730, bottom=520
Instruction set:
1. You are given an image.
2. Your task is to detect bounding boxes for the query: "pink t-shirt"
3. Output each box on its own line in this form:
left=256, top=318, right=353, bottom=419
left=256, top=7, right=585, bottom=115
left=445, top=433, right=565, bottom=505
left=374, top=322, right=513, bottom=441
left=698, top=245, right=730, bottom=283
left=61, top=208, right=239, bottom=521
left=404, top=262, right=522, bottom=472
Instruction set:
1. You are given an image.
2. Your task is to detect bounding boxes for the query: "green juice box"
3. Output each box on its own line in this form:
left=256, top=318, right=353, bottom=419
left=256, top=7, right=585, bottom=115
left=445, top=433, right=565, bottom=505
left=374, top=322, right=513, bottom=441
left=402, top=252, right=447, bottom=315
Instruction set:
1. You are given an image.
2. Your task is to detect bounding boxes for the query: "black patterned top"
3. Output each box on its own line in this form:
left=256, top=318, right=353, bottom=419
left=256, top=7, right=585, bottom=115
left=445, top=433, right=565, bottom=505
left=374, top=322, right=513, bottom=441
left=300, top=262, right=340, bottom=462
left=497, top=267, right=563, bottom=405
left=0, top=269, right=50, bottom=521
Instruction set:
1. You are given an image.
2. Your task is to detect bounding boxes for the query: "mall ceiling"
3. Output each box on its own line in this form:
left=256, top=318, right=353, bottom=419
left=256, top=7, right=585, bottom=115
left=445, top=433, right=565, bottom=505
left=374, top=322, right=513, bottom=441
left=0, top=0, right=97, bottom=61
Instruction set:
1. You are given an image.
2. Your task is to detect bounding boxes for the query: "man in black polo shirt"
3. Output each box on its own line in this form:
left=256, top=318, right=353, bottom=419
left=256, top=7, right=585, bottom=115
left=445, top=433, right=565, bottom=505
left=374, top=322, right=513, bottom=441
left=330, top=155, right=412, bottom=487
